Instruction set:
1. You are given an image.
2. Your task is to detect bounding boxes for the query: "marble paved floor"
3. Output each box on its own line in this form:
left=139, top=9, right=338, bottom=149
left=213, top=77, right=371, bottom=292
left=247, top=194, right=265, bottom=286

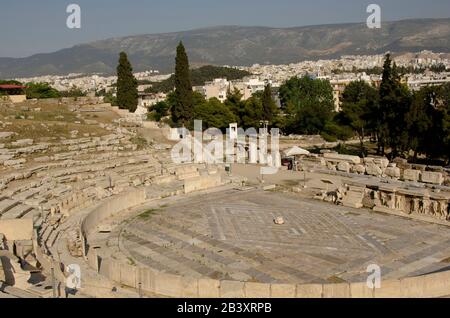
left=120, top=189, right=450, bottom=284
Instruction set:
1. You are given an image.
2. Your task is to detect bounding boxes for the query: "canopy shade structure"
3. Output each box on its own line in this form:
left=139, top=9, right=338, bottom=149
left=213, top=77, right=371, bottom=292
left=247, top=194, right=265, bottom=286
left=0, top=85, right=26, bottom=90
left=0, top=84, right=27, bottom=96
left=283, top=146, right=310, bottom=157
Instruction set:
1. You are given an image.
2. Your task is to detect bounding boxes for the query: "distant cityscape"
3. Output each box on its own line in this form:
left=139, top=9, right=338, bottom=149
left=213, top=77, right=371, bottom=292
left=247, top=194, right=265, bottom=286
left=13, top=50, right=450, bottom=113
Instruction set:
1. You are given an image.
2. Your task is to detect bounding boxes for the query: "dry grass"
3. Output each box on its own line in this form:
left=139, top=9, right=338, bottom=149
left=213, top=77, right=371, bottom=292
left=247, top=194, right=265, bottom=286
left=0, top=101, right=118, bottom=141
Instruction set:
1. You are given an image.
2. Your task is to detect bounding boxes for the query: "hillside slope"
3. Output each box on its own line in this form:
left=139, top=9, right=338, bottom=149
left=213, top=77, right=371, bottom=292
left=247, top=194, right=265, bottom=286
left=1, top=18, right=450, bottom=77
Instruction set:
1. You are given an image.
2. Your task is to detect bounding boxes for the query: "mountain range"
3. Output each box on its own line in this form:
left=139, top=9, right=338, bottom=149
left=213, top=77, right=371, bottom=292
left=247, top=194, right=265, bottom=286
left=1, top=18, right=450, bottom=78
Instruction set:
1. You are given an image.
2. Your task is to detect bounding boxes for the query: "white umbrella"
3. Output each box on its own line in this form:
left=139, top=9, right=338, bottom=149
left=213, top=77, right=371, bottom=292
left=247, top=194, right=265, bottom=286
left=284, top=146, right=310, bottom=157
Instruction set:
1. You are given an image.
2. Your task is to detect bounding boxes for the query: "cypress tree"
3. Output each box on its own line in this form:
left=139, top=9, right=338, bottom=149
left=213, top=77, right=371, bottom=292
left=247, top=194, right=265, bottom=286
left=116, top=52, right=138, bottom=112
left=172, top=42, right=193, bottom=126
left=377, top=54, right=393, bottom=155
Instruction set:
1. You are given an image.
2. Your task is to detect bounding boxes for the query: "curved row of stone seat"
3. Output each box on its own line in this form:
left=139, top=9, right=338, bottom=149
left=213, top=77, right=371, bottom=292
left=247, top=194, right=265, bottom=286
left=0, top=99, right=151, bottom=296
left=1, top=118, right=217, bottom=296
left=0, top=149, right=158, bottom=189
left=0, top=131, right=136, bottom=168
left=36, top=158, right=211, bottom=255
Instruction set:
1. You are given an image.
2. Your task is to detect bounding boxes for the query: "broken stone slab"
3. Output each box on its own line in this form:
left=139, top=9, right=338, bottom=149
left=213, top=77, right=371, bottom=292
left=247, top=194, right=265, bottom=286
left=13, top=240, right=33, bottom=259
left=326, top=161, right=337, bottom=171
left=351, top=164, right=366, bottom=174
left=427, top=165, right=445, bottom=173
left=393, top=157, right=408, bottom=166
left=14, top=144, right=50, bottom=155
left=274, top=217, right=285, bottom=225
left=11, top=139, right=33, bottom=147
left=61, top=138, right=89, bottom=146
left=4, top=158, right=26, bottom=166
left=411, top=164, right=427, bottom=172
left=364, top=157, right=389, bottom=169
left=132, top=178, right=143, bottom=187
left=323, top=153, right=361, bottom=164
left=365, top=162, right=383, bottom=177
left=0, top=132, right=15, bottom=139
left=337, top=162, right=351, bottom=173
left=341, top=185, right=365, bottom=208
left=421, top=171, right=444, bottom=185
left=385, top=167, right=401, bottom=179
left=34, top=156, right=51, bottom=163
left=403, top=169, right=421, bottom=182
left=263, top=184, right=276, bottom=191
left=0, top=155, right=15, bottom=164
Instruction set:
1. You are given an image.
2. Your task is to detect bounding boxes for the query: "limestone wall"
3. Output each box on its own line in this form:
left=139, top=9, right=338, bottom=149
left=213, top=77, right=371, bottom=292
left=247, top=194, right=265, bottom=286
left=0, top=219, right=33, bottom=241
left=8, top=95, right=27, bottom=103
left=110, top=106, right=133, bottom=118
left=79, top=188, right=450, bottom=298
left=81, top=188, right=147, bottom=241
left=89, top=247, right=450, bottom=298
left=184, top=174, right=222, bottom=194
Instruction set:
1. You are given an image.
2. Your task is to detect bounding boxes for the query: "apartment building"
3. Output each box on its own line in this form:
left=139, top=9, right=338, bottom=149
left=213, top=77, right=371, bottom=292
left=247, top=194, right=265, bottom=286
left=194, top=77, right=276, bottom=102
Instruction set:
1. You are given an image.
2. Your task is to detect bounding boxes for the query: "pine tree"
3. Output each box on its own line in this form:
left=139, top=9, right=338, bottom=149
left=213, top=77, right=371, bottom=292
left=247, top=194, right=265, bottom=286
left=441, top=84, right=450, bottom=164
left=379, top=54, right=412, bottom=158
left=224, top=88, right=245, bottom=126
left=116, top=52, right=138, bottom=112
left=172, top=42, right=193, bottom=126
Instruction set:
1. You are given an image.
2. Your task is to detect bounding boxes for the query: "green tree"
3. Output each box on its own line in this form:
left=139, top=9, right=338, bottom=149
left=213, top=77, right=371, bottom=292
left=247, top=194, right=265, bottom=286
left=172, top=42, right=194, bottom=126
left=224, top=87, right=245, bottom=126
left=25, top=82, right=61, bottom=99
left=60, top=86, right=86, bottom=98
left=148, top=101, right=170, bottom=122
left=440, top=83, right=450, bottom=163
left=116, top=52, right=138, bottom=112
left=0, top=80, right=22, bottom=86
left=337, top=80, right=379, bottom=156
left=193, top=98, right=237, bottom=129
left=417, top=84, right=450, bottom=162
left=261, top=84, right=277, bottom=124
left=378, top=54, right=412, bottom=158
left=377, top=54, right=393, bottom=155
left=241, top=96, right=264, bottom=129
left=322, top=121, right=353, bottom=143
left=96, top=88, right=117, bottom=106
left=279, top=76, right=334, bottom=134
left=162, top=90, right=205, bottom=127
left=406, top=87, right=435, bottom=160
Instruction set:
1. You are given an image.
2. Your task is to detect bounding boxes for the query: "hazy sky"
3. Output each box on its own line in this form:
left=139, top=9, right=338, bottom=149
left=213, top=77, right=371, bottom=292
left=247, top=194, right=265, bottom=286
left=1, top=0, right=450, bottom=57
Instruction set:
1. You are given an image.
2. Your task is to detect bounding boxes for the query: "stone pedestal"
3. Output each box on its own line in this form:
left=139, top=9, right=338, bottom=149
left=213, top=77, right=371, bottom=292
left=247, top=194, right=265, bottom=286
left=341, top=186, right=365, bottom=208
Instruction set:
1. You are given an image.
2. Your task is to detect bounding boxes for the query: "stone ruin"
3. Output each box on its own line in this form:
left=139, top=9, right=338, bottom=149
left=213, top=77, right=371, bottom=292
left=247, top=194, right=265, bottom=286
left=306, top=153, right=450, bottom=225
left=297, top=152, right=449, bottom=186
